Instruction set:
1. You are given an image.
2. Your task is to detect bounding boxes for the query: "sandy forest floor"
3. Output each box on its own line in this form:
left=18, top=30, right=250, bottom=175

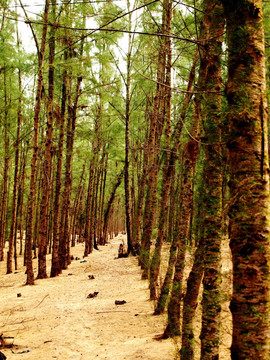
left=0, top=236, right=176, bottom=359
left=0, top=235, right=232, bottom=360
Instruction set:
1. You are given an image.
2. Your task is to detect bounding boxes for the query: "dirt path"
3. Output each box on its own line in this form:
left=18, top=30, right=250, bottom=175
left=0, top=235, right=176, bottom=359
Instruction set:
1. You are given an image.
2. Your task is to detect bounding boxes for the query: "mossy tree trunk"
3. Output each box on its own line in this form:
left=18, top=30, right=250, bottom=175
left=149, top=48, right=198, bottom=301
left=221, top=0, right=270, bottom=358
left=140, top=0, right=168, bottom=279
left=163, top=122, right=199, bottom=338
left=180, top=232, right=205, bottom=359
left=199, top=1, right=224, bottom=358
left=149, top=0, right=172, bottom=299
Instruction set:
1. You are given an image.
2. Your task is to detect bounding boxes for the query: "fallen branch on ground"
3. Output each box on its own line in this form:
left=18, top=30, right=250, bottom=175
left=96, top=311, right=131, bottom=314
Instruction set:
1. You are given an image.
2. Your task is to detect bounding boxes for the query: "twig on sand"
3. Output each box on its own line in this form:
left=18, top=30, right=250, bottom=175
left=96, top=311, right=131, bottom=314
left=33, top=294, right=49, bottom=309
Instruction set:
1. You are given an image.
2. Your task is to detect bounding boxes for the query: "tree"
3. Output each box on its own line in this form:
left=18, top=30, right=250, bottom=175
left=140, top=0, right=171, bottom=279
left=199, top=1, right=224, bottom=358
left=37, top=0, right=56, bottom=279
left=221, top=0, right=270, bottom=358
left=124, top=0, right=134, bottom=255
left=24, top=0, right=50, bottom=285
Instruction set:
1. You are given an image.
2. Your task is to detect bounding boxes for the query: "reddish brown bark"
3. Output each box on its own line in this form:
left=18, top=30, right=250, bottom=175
left=59, top=74, right=82, bottom=270
left=7, top=67, right=22, bottom=274
left=0, top=69, right=10, bottom=263
left=50, top=64, right=68, bottom=278
left=25, top=0, right=50, bottom=285
left=221, top=1, right=270, bottom=358
left=37, top=1, right=56, bottom=279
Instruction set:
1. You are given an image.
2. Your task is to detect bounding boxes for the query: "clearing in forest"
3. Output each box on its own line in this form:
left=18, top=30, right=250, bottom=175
left=0, top=235, right=175, bottom=359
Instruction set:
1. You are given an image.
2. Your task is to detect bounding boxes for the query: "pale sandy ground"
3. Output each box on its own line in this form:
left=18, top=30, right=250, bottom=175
left=0, top=235, right=177, bottom=360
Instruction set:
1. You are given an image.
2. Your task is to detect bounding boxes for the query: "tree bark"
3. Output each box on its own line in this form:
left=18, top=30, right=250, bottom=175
left=84, top=161, right=95, bottom=255
left=25, top=0, right=50, bottom=285
left=7, top=66, right=22, bottom=274
left=50, top=62, right=68, bottom=277
left=102, top=170, right=124, bottom=245
left=124, top=0, right=134, bottom=256
left=149, top=47, right=198, bottom=301
left=0, top=68, right=10, bottom=263
left=221, top=1, right=270, bottom=358
left=59, top=74, right=82, bottom=270
left=140, top=0, right=168, bottom=278
left=180, top=233, right=205, bottom=360
left=199, top=2, right=224, bottom=359
left=37, top=0, right=56, bottom=279
left=71, top=165, right=85, bottom=247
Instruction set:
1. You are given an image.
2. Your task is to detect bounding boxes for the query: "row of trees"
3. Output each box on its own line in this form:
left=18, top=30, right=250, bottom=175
left=0, top=0, right=269, bottom=358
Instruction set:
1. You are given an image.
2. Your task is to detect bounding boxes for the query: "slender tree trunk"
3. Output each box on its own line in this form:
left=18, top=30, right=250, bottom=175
left=199, top=2, right=224, bottom=359
left=221, top=1, right=270, bottom=358
left=180, top=232, right=205, bottom=360
left=102, top=170, right=124, bottom=245
left=33, top=139, right=43, bottom=259
left=84, top=104, right=101, bottom=253
left=98, top=153, right=107, bottom=244
left=84, top=161, right=95, bottom=255
left=38, top=0, right=56, bottom=279
left=155, top=57, right=200, bottom=316
left=140, top=3, right=168, bottom=277
left=149, top=46, right=198, bottom=301
left=162, top=125, right=199, bottom=338
left=59, top=74, right=82, bottom=270
left=17, top=144, right=28, bottom=259
left=133, top=125, right=149, bottom=251
left=97, top=151, right=106, bottom=245
left=25, top=0, right=50, bottom=285
left=0, top=68, right=10, bottom=262
left=7, top=67, right=22, bottom=274
left=71, top=165, right=85, bottom=247
left=124, top=0, right=134, bottom=255
left=50, top=64, right=67, bottom=277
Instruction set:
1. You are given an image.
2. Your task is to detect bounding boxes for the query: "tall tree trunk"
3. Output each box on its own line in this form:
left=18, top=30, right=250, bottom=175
left=124, top=0, right=134, bottom=255
left=154, top=51, right=200, bottom=316
left=84, top=105, right=101, bottom=253
left=162, top=120, right=199, bottom=337
left=7, top=66, right=22, bottom=274
left=97, top=151, right=106, bottom=245
left=59, top=74, right=82, bottom=270
left=98, top=153, right=107, bottom=244
left=140, top=0, right=168, bottom=277
left=50, top=63, right=68, bottom=277
left=199, top=1, right=224, bottom=359
left=0, top=68, right=10, bottom=263
left=180, top=232, right=205, bottom=360
left=38, top=0, right=56, bottom=279
left=25, top=0, right=50, bottom=285
left=84, top=161, right=95, bottom=255
left=102, top=170, right=124, bottom=245
left=149, top=46, right=198, bottom=301
left=17, top=144, right=28, bottom=260
left=221, top=1, right=270, bottom=358
left=133, top=121, right=149, bottom=251
left=71, top=165, right=85, bottom=247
